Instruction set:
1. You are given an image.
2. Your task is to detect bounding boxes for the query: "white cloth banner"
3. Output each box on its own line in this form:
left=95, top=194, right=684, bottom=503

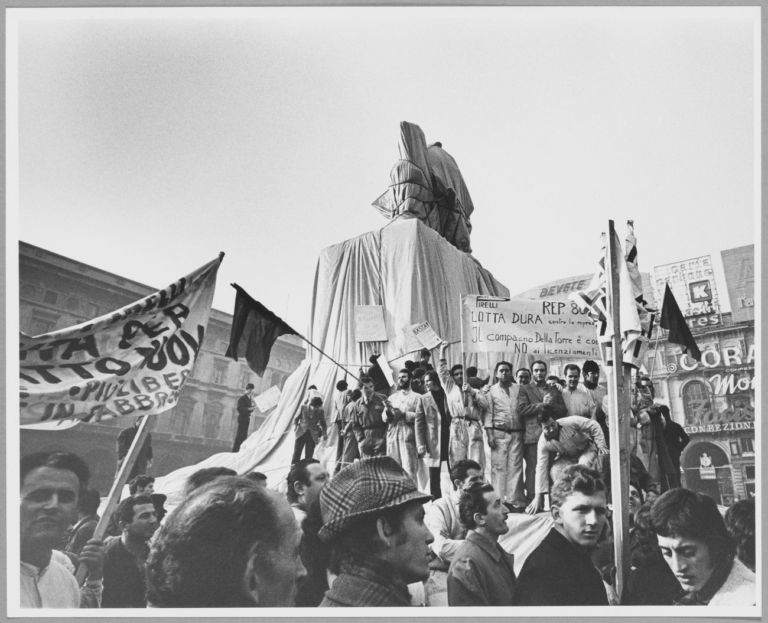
left=354, top=305, right=388, bottom=342
left=461, top=295, right=601, bottom=358
left=19, top=256, right=222, bottom=427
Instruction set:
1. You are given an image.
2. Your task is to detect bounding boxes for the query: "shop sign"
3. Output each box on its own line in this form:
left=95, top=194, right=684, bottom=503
left=676, top=343, right=755, bottom=372
left=684, top=421, right=755, bottom=435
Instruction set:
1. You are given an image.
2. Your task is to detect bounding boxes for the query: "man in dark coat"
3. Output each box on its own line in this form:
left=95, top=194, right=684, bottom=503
left=515, top=464, right=609, bottom=605
left=232, top=383, right=256, bottom=452
left=116, top=417, right=152, bottom=480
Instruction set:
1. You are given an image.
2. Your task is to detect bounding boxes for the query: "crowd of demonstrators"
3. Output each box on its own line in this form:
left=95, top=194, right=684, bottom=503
left=292, top=394, right=327, bottom=464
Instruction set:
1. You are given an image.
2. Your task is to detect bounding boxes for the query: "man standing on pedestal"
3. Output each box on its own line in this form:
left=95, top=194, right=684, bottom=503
left=232, top=383, right=256, bottom=452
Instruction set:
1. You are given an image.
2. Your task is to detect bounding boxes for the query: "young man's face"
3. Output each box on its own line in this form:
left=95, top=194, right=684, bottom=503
left=496, top=364, right=512, bottom=386
left=542, top=417, right=560, bottom=440
left=451, top=367, right=463, bottom=386
left=387, top=501, right=434, bottom=584
left=137, top=482, right=155, bottom=496
left=516, top=370, right=531, bottom=385
left=628, top=485, right=642, bottom=515
left=20, top=467, right=80, bottom=548
left=362, top=382, right=375, bottom=400
left=123, top=503, right=158, bottom=540
left=565, top=368, right=580, bottom=390
left=553, top=490, right=608, bottom=550
left=479, top=490, right=509, bottom=537
left=656, top=533, right=716, bottom=594
left=531, top=363, right=547, bottom=384
left=300, top=463, right=329, bottom=509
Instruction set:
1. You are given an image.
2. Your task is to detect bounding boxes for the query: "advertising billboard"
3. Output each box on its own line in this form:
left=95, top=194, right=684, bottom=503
left=721, top=245, right=754, bottom=323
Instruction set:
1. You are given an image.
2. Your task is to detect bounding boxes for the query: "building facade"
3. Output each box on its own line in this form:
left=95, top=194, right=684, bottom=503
left=19, top=242, right=305, bottom=493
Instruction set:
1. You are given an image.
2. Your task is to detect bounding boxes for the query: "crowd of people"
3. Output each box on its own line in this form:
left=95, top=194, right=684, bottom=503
left=19, top=344, right=757, bottom=609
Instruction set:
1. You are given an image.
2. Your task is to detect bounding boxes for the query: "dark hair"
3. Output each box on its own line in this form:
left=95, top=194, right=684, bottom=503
left=546, top=375, right=561, bottom=383
left=550, top=464, right=605, bottom=508
left=450, top=364, right=463, bottom=377
left=309, top=396, right=323, bottom=407
left=78, top=488, right=101, bottom=516
left=564, top=363, right=581, bottom=376
left=412, top=368, right=426, bottom=380
left=629, top=480, right=645, bottom=504
left=21, top=451, right=90, bottom=492
left=246, top=472, right=267, bottom=483
left=458, top=482, right=494, bottom=530
left=724, top=499, right=755, bottom=571
left=536, top=403, right=559, bottom=424
left=515, top=368, right=531, bottom=377
left=117, top=493, right=155, bottom=525
left=129, top=474, right=155, bottom=495
left=185, top=467, right=237, bottom=494
left=308, top=384, right=317, bottom=390
left=349, top=388, right=362, bottom=401
left=630, top=501, right=659, bottom=568
left=246, top=383, right=255, bottom=390
left=335, top=379, right=348, bottom=392
left=582, top=360, right=600, bottom=375
left=146, top=477, right=290, bottom=607
left=650, top=488, right=734, bottom=562
left=493, top=360, right=512, bottom=378
left=531, top=360, right=548, bottom=373
left=425, top=370, right=442, bottom=389
left=287, top=458, right=320, bottom=504
left=398, top=368, right=413, bottom=380
left=449, top=459, right=483, bottom=489
left=404, top=360, right=416, bottom=372
left=465, top=366, right=478, bottom=378
left=359, top=375, right=373, bottom=386
left=419, top=348, right=431, bottom=359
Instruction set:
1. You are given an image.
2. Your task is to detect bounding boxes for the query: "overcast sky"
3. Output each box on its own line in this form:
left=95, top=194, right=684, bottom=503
left=9, top=6, right=759, bottom=332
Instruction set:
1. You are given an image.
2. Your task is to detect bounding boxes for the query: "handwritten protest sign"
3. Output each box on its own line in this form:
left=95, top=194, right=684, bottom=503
left=461, top=295, right=600, bottom=358
left=253, top=385, right=281, bottom=412
left=354, top=305, right=388, bottom=342
left=19, top=256, right=223, bottom=426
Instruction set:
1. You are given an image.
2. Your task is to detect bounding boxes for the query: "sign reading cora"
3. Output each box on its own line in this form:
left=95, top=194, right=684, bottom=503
left=19, top=255, right=223, bottom=426
left=461, top=295, right=600, bottom=357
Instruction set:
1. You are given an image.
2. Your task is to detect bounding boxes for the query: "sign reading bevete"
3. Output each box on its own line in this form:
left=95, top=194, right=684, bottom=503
left=461, top=295, right=600, bottom=357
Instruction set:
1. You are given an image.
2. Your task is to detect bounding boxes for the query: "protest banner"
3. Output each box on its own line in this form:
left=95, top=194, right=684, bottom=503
left=461, top=295, right=601, bottom=357
left=253, top=385, right=281, bottom=412
left=19, top=255, right=223, bottom=426
left=354, top=305, right=388, bottom=342
left=409, top=320, right=442, bottom=350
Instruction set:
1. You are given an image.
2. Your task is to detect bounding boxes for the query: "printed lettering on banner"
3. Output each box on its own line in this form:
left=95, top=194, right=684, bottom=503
left=354, top=305, right=388, bottom=342
left=253, top=385, right=281, bottom=412
left=409, top=321, right=442, bottom=351
left=461, top=295, right=600, bottom=357
left=19, top=256, right=222, bottom=427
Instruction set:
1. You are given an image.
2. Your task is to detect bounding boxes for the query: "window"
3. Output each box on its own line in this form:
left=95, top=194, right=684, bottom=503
left=43, top=290, right=59, bottom=305
left=682, top=381, right=712, bottom=426
left=65, top=297, right=80, bottom=311
left=212, top=359, right=228, bottom=385
left=172, top=396, right=196, bottom=436
left=744, top=465, right=755, bottom=480
left=729, top=441, right=740, bottom=456
left=20, top=284, right=37, bottom=299
left=203, top=402, right=223, bottom=438
left=740, top=437, right=754, bottom=454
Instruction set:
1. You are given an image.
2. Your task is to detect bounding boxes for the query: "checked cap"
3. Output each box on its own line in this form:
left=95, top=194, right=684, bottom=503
left=318, top=456, right=431, bottom=542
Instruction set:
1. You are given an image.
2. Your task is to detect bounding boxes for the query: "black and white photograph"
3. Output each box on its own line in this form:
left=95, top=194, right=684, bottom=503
left=7, top=4, right=760, bottom=616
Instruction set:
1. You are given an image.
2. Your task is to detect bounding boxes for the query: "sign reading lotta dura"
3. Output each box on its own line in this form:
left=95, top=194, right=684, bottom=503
left=461, top=295, right=600, bottom=357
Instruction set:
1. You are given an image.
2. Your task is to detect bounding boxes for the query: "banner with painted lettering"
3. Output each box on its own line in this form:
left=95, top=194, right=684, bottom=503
left=461, top=295, right=600, bottom=358
left=19, top=255, right=223, bottom=427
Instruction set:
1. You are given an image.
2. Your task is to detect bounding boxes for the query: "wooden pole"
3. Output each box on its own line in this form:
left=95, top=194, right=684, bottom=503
left=605, top=220, right=631, bottom=601
left=74, top=413, right=155, bottom=585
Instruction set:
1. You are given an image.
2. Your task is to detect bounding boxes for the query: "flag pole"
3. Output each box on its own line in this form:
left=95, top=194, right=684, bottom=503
left=605, top=220, right=631, bottom=601
left=74, top=413, right=155, bottom=585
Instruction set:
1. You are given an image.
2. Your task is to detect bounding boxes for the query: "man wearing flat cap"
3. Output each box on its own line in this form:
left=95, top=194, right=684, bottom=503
left=318, top=456, right=434, bottom=607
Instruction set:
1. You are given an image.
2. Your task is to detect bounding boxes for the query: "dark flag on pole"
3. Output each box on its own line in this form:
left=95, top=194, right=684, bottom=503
left=225, top=284, right=298, bottom=376
left=660, top=283, right=701, bottom=361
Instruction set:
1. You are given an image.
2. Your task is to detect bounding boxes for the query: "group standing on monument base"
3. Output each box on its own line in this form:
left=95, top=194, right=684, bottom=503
left=19, top=343, right=756, bottom=609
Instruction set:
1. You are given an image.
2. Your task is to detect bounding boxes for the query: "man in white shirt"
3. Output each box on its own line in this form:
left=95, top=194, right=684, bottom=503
left=561, top=363, right=597, bottom=419
left=20, top=451, right=104, bottom=608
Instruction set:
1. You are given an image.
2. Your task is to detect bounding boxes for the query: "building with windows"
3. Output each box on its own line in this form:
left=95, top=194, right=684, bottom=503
left=18, top=242, right=305, bottom=493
